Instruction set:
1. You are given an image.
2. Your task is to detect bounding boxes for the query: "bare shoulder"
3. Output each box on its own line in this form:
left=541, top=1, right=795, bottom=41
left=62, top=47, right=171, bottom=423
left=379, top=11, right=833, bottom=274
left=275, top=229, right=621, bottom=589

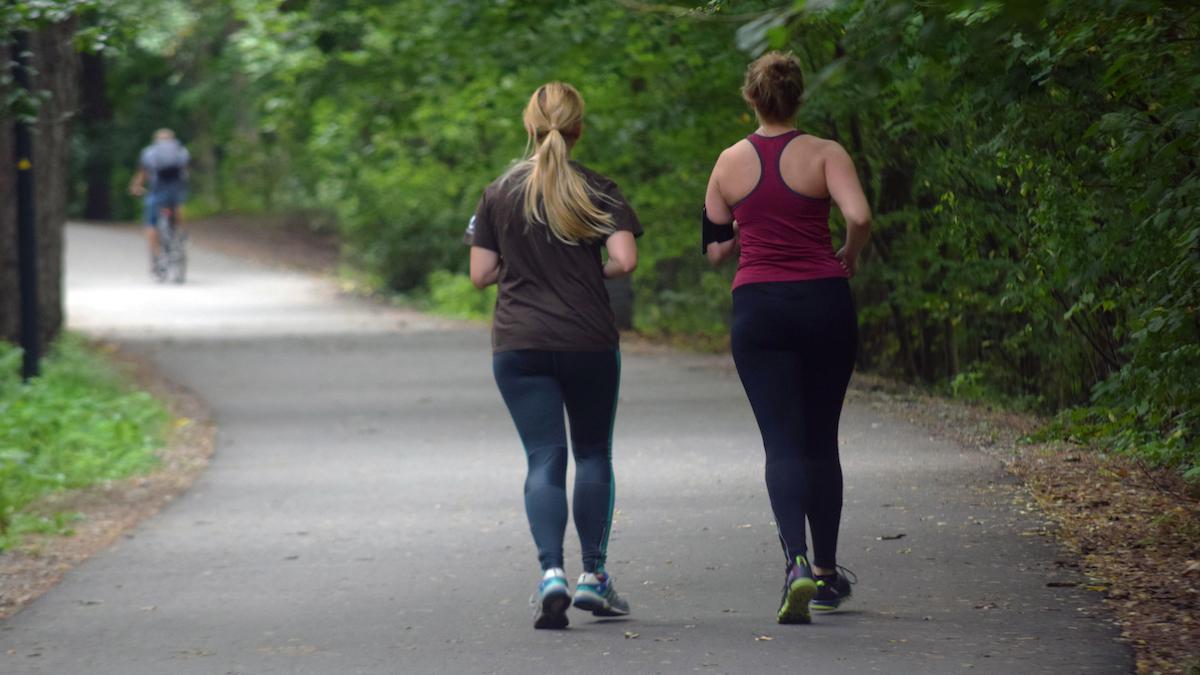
left=813, top=137, right=851, bottom=162
left=715, top=138, right=757, bottom=170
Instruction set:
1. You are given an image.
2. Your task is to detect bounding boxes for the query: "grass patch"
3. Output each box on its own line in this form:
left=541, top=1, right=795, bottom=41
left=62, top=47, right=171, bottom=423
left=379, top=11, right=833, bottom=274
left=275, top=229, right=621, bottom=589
left=0, top=335, right=168, bottom=550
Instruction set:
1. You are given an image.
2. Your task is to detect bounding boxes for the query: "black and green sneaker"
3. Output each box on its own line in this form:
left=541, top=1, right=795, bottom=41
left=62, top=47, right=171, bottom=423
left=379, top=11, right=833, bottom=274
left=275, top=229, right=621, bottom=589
left=777, top=555, right=818, bottom=624
left=811, top=567, right=855, bottom=612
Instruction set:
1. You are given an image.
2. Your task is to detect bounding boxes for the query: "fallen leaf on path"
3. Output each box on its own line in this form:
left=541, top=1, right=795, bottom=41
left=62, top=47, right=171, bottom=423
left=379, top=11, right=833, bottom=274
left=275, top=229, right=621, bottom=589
left=624, top=631, right=639, bottom=639
left=754, top=635, right=773, bottom=641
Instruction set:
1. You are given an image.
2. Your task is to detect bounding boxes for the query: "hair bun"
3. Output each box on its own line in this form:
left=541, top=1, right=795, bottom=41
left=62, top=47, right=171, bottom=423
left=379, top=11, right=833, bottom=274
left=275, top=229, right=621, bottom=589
left=742, top=51, right=805, bottom=124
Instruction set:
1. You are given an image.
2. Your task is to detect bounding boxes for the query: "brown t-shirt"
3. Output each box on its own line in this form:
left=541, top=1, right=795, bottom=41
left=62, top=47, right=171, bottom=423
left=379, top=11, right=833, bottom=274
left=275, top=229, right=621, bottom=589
left=466, top=162, right=643, bottom=353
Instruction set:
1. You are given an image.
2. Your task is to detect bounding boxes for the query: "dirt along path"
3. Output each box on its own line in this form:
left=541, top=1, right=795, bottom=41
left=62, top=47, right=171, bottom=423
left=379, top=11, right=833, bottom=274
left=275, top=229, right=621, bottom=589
left=0, top=222, right=1131, bottom=674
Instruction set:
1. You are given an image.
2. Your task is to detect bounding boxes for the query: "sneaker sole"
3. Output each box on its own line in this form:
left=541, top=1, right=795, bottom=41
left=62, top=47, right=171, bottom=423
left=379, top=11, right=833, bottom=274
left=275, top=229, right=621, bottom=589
left=810, top=593, right=851, bottom=612
left=777, top=578, right=817, bottom=624
left=534, top=590, right=571, bottom=630
left=573, top=589, right=629, bottom=617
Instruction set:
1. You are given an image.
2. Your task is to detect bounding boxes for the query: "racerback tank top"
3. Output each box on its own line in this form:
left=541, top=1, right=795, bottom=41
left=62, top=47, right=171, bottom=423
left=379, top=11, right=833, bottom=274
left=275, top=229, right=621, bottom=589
left=730, top=131, right=848, bottom=289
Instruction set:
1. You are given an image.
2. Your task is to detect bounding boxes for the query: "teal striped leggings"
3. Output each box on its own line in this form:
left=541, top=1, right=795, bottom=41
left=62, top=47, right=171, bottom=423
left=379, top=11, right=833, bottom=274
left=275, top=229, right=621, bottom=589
left=493, top=349, right=620, bottom=573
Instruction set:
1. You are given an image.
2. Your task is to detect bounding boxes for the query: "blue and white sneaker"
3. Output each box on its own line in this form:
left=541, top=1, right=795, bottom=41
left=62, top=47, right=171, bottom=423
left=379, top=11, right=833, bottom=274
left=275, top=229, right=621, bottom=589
left=573, top=572, right=630, bottom=616
left=531, top=568, right=571, bottom=630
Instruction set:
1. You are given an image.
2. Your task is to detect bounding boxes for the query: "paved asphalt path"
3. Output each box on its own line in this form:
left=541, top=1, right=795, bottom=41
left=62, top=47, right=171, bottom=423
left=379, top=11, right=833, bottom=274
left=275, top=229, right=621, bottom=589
left=0, top=224, right=1130, bottom=674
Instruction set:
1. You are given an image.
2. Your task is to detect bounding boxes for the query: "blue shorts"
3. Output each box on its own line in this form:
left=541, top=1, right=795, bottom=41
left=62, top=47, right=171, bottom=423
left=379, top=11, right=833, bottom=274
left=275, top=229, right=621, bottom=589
left=144, top=182, right=188, bottom=226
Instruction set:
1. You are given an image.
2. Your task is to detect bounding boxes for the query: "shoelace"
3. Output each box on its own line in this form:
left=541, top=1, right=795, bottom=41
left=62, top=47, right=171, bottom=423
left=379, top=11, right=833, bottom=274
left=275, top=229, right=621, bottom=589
left=837, top=564, right=858, bottom=585
left=817, top=564, right=858, bottom=586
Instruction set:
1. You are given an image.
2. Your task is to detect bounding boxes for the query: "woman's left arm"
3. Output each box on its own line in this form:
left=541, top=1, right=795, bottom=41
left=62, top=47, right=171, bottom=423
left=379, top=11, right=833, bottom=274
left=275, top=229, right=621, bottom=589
left=603, top=231, right=638, bottom=279
left=470, top=246, right=501, bottom=289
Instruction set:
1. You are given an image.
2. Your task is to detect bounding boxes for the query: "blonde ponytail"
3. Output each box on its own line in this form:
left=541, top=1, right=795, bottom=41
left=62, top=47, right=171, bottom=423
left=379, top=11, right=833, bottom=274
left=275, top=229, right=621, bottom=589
left=518, top=82, right=614, bottom=244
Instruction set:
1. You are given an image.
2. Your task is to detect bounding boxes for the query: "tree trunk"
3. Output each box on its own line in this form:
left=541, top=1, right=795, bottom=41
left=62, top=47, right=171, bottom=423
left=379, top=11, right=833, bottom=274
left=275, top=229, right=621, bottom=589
left=944, top=317, right=959, bottom=379
left=0, top=19, right=81, bottom=350
left=80, top=51, right=112, bottom=220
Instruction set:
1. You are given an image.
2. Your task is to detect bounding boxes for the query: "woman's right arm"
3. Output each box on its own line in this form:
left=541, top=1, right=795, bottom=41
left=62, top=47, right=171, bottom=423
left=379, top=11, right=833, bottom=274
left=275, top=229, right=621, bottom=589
left=825, top=142, right=871, bottom=277
left=704, top=155, right=738, bottom=266
left=128, top=168, right=146, bottom=196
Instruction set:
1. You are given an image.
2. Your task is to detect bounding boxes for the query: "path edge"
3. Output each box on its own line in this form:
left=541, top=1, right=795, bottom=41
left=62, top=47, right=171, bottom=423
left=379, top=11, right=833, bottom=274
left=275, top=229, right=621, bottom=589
left=0, top=338, right=216, bottom=621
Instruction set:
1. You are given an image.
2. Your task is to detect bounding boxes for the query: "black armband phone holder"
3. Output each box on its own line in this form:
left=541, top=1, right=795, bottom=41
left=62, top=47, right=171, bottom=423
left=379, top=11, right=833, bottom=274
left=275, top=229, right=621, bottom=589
left=701, top=208, right=734, bottom=254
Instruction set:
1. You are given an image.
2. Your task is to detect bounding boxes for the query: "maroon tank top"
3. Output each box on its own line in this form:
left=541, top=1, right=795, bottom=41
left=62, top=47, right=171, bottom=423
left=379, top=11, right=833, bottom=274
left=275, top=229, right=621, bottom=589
left=730, top=131, right=848, bottom=289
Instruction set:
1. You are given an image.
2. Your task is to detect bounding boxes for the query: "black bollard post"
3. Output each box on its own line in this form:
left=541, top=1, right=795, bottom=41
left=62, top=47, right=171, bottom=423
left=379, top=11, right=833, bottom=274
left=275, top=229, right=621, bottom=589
left=12, top=28, right=41, bottom=380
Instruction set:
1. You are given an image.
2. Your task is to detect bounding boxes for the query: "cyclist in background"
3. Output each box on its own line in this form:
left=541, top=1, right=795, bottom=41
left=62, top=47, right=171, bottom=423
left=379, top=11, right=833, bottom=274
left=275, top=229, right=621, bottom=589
left=129, top=128, right=190, bottom=275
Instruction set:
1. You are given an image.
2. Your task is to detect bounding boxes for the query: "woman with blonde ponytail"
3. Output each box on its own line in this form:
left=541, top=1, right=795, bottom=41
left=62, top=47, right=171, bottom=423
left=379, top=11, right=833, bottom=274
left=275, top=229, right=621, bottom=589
left=466, top=82, right=641, bottom=630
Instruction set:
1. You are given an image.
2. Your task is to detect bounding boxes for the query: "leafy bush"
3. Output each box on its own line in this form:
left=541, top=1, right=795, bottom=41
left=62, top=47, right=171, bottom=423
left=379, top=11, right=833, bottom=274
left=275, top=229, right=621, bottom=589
left=425, top=270, right=496, bottom=321
left=0, top=336, right=167, bottom=549
left=752, top=0, right=1199, bottom=475
left=76, top=0, right=1198, bottom=477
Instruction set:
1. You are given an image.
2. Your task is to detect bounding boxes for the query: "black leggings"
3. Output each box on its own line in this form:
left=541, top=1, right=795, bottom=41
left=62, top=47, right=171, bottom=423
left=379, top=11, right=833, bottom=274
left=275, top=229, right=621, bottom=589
left=731, top=278, right=857, bottom=569
left=493, top=349, right=620, bottom=573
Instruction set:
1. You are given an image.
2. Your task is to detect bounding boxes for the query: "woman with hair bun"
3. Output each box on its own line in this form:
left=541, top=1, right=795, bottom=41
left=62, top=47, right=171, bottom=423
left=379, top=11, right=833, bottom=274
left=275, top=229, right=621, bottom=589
left=467, top=82, right=641, bottom=630
left=702, top=51, right=872, bottom=624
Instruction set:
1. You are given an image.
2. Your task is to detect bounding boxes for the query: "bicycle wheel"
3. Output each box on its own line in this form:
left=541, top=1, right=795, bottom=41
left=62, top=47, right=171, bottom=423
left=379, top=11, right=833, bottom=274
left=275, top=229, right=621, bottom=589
left=171, top=237, right=187, bottom=284
left=152, top=219, right=170, bottom=283
left=158, top=211, right=186, bottom=284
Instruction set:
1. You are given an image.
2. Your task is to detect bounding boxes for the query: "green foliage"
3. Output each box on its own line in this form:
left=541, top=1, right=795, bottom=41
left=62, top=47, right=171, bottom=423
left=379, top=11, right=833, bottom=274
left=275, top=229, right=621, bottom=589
left=0, top=336, right=167, bottom=549
left=425, top=270, right=495, bottom=321
left=79, top=0, right=1198, bottom=476
left=84, top=0, right=763, bottom=321
left=1, top=0, right=116, bottom=121
left=746, top=0, right=1198, bottom=475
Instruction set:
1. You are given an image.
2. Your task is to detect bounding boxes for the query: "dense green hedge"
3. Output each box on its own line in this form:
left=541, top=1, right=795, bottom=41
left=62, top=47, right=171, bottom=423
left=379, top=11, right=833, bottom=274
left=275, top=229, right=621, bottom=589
left=0, top=337, right=167, bottom=549
left=764, top=1, right=1198, bottom=475
left=76, top=0, right=1197, bottom=476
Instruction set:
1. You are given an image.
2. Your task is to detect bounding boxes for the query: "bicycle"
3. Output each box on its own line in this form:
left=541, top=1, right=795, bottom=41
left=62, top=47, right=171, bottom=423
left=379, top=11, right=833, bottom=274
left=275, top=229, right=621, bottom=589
left=152, top=202, right=187, bottom=284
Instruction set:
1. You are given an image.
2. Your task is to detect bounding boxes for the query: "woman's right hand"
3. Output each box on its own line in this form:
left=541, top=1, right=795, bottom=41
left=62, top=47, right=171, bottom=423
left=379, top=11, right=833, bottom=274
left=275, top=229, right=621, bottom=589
left=836, top=246, right=858, bottom=277
left=826, top=141, right=871, bottom=279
